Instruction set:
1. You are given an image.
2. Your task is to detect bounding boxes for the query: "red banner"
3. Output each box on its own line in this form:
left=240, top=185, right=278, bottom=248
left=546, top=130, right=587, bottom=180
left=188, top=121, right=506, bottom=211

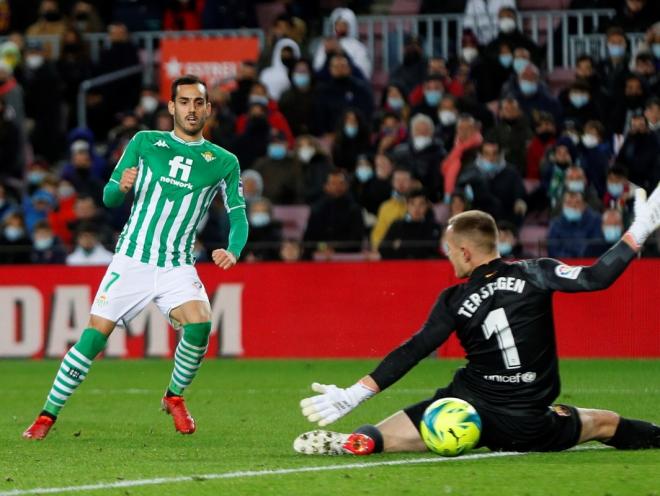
left=159, top=37, right=260, bottom=101
left=1, top=261, right=659, bottom=359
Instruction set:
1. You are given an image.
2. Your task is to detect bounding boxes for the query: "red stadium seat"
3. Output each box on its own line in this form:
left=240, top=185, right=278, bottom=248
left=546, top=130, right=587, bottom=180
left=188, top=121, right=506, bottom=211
left=272, top=205, right=311, bottom=241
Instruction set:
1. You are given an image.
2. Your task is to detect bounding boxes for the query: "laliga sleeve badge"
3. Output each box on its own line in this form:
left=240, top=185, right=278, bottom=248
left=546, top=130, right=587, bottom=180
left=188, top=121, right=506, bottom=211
left=554, top=264, right=582, bottom=280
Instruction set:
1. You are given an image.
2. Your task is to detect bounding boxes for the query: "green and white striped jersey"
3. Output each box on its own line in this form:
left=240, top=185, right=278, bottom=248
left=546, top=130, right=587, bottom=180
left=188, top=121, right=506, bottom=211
left=110, top=130, right=245, bottom=267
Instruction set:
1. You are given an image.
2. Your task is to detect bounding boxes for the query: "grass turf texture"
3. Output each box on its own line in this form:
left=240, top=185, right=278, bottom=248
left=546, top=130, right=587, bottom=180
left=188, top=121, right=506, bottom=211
left=2, top=359, right=659, bottom=496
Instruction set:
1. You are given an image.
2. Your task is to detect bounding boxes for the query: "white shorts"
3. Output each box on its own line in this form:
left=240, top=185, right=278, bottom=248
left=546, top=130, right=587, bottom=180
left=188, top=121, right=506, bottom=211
left=91, top=253, right=209, bottom=328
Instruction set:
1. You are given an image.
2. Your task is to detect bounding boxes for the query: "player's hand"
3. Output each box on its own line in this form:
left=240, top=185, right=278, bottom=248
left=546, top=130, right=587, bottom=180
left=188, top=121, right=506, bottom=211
left=119, top=167, right=138, bottom=193
left=626, top=183, right=660, bottom=249
left=212, top=249, right=237, bottom=270
left=300, top=382, right=375, bottom=426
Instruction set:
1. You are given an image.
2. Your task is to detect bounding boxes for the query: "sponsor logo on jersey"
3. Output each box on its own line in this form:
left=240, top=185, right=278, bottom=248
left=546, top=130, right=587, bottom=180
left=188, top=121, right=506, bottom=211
left=554, top=264, right=582, bottom=280
left=201, top=151, right=216, bottom=162
left=483, top=371, right=536, bottom=384
left=161, top=155, right=194, bottom=190
left=154, top=139, right=169, bottom=148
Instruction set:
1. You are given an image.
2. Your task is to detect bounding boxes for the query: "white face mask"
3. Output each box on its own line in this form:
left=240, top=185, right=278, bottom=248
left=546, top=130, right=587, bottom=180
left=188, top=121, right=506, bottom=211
left=499, top=17, right=516, bottom=34
left=140, top=95, right=159, bottom=113
left=412, top=135, right=432, bottom=151
left=439, top=110, right=457, bottom=126
left=581, top=134, right=599, bottom=148
left=297, top=146, right=315, bottom=163
left=26, top=54, right=44, bottom=70
left=462, top=47, right=478, bottom=63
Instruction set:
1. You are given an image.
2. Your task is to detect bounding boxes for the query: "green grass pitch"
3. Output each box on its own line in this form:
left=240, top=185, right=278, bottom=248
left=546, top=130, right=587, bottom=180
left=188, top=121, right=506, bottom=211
left=2, top=359, right=659, bottom=495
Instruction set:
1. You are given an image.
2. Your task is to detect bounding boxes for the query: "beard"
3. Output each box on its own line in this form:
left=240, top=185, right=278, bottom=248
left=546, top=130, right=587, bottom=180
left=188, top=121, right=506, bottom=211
left=175, top=112, right=206, bottom=136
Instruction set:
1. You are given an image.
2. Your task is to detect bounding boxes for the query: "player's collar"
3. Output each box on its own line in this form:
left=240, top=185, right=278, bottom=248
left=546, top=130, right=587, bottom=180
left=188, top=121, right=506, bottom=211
left=169, top=130, right=205, bottom=146
left=469, top=257, right=505, bottom=281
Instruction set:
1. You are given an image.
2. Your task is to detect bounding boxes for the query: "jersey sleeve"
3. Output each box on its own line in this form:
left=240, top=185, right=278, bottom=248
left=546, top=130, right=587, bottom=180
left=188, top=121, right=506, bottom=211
left=220, top=155, right=246, bottom=213
left=518, top=240, right=636, bottom=293
left=368, top=288, right=457, bottom=391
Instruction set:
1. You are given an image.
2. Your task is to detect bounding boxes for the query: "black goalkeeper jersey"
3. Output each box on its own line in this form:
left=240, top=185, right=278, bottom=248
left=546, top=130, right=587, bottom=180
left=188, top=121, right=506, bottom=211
left=369, top=240, right=637, bottom=415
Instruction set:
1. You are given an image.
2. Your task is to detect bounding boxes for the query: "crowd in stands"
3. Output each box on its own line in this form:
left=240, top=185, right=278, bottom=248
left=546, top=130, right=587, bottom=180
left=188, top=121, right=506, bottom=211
left=0, top=0, right=659, bottom=265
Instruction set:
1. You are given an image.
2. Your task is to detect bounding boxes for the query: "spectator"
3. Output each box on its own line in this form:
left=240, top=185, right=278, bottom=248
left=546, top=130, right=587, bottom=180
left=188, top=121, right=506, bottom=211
left=303, top=169, right=365, bottom=257
left=485, top=7, right=541, bottom=65
left=57, top=28, right=95, bottom=130
left=609, top=0, right=659, bottom=33
left=357, top=153, right=394, bottom=216
left=407, top=57, right=450, bottom=107
left=0, top=95, right=20, bottom=181
left=526, top=112, right=557, bottom=181
left=511, top=47, right=532, bottom=76
left=279, top=59, right=315, bottom=137
left=370, top=168, right=413, bottom=250
left=602, top=165, right=636, bottom=222
left=550, top=165, right=602, bottom=217
left=441, top=114, right=483, bottom=202
left=472, top=41, right=514, bottom=103
left=374, top=111, right=407, bottom=155
left=541, top=137, right=578, bottom=210
left=616, top=112, right=660, bottom=192
left=294, top=134, right=333, bottom=205
left=631, top=52, right=659, bottom=96
left=61, top=128, right=108, bottom=182
left=313, top=54, right=373, bottom=136
left=30, top=220, right=66, bottom=264
left=66, top=140, right=106, bottom=204
left=66, top=223, right=113, bottom=266
left=0, top=60, right=25, bottom=170
left=235, top=81, right=294, bottom=148
left=379, top=189, right=441, bottom=260
left=26, top=0, right=68, bottom=56
left=547, top=191, right=602, bottom=258
left=486, top=97, right=533, bottom=175
left=457, top=140, right=527, bottom=226
left=0, top=41, right=20, bottom=71
left=233, top=102, right=272, bottom=169
left=163, top=0, right=204, bottom=31
left=410, top=75, right=445, bottom=125
left=253, top=130, right=303, bottom=204
left=244, top=197, right=283, bottom=262
left=389, top=35, right=428, bottom=97
left=436, top=94, right=459, bottom=146
left=203, top=85, right=236, bottom=151
left=0, top=182, right=16, bottom=220
left=592, top=208, right=625, bottom=256
left=449, top=190, right=469, bottom=218
left=560, top=80, right=604, bottom=129
left=391, top=113, right=445, bottom=202
left=23, top=189, right=57, bottom=233
left=135, top=85, right=166, bottom=130
left=313, top=7, right=372, bottom=80
left=257, top=13, right=296, bottom=72
left=260, top=38, right=301, bottom=101
left=609, top=74, right=647, bottom=134
left=645, top=97, right=660, bottom=137
left=67, top=194, right=114, bottom=248
left=463, top=0, right=517, bottom=45
left=571, top=54, right=606, bottom=109
left=229, top=60, right=258, bottom=116
left=377, top=85, right=410, bottom=124
left=47, top=178, right=77, bottom=246
left=0, top=211, right=30, bottom=264
left=496, top=221, right=530, bottom=259
left=578, top=120, right=613, bottom=197
left=69, top=1, right=105, bottom=34
left=510, top=64, right=563, bottom=126
left=240, top=169, right=264, bottom=207
left=331, top=108, right=370, bottom=172
left=279, top=238, right=302, bottom=262
left=596, top=26, right=631, bottom=101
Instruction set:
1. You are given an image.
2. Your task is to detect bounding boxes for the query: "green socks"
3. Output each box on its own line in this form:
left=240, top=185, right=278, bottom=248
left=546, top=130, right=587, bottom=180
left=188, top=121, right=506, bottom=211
left=43, top=328, right=108, bottom=417
left=168, top=322, right=211, bottom=396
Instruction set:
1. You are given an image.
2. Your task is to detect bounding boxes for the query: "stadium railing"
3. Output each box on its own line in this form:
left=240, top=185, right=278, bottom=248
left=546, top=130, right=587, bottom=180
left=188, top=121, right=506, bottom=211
left=323, top=9, right=616, bottom=73
left=568, top=32, right=646, bottom=67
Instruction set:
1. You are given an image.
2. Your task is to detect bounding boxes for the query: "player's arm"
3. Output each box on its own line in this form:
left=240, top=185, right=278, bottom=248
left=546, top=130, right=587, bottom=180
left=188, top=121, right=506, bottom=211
left=211, top=156, right=248, bottom=270
left=300, top=291, right=456, bottom=426
left=103, top=133, right=143, bottom=208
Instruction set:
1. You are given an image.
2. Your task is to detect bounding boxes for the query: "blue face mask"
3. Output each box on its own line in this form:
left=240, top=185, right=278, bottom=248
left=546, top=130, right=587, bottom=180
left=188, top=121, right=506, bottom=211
left=4, top=226, right=24, bottom=241
left=566, top=180, right=585, bottom=193
left=653, top=44, right=660, bottom=59
left=292, top=73, right=310, bottom=89
left=424, top=90, right=442, bottom=107
left=519, top=80, right=538, bottom=96
left=355, top=165, right=373, bottom=183
left=513, top=57, right=529, bottom=74
left=499, top=54, right=513, bottom=68
left=249, top=95, right=269, bottom=106
left=267, top=143, right=287, bottom=160
left=497, top=241, right=513, bottom=256
left=387, top=96, right=404, bottom=110
left=28, top=171, right=46, bottom=184
left=34, top=237, right=54, bottom=250
left=602, top=225, right=622, bottom=243
left=344, top=124, right=358, bottom=138
left=569, top=93, right=589, bottom=108
left=477, top=157, right=497, bottom=174
left=563, top=206, right=582, bottom=222
left=607, top=182, right=624, bottom=197
left=250, top=212, right=271, bottom=227
left=607, top=43, right=625, bottom=58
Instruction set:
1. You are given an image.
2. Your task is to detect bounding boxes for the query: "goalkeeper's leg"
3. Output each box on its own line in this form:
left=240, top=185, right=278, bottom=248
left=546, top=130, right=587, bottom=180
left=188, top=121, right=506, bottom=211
left=578, top=408, right=660, bottom=449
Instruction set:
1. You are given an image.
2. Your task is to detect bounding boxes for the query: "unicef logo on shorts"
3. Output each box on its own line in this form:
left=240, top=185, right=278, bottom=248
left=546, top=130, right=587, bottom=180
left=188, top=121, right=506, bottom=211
left=521, top=372, right=536, bottom=383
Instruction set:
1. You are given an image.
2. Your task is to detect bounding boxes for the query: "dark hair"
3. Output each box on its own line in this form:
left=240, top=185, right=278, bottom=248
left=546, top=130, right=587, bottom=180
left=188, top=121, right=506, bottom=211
left=33, top=220, right=52, bottom=231
left=605, top=26, right=626, bottom=39
left=608, top=164, right=628, bottom=178
left=406, top=188, right=427, bottom=202
left=576, top=54, right=594, bottom=66
left=448, top=210, right=497, bottom=253
left=646, top=96, right=660, bottom=108
left=171, top=74, right=208, bottom=102
left=584, top=119, right=605, bottom=137
left=570, top=80, right=591, bottom=93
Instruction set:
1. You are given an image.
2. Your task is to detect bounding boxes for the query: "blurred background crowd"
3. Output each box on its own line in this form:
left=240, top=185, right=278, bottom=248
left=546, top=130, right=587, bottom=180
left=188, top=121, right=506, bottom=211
left=0, top=0, right=659, bottom=264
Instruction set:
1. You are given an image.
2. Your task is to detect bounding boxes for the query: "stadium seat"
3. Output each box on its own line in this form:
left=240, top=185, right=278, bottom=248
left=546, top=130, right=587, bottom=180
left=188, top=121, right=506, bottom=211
left=518, top=0, right=570, bottom=10
left=390, top=0, right=422, bottom=16
left=272, top=205, right=311, bottom=241
left=519, top=224, right=549, bottom=257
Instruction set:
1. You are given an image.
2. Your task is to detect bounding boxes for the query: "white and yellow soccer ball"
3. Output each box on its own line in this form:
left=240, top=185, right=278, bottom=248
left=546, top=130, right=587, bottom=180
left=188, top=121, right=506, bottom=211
left=419, top=397, right=482, bottom=457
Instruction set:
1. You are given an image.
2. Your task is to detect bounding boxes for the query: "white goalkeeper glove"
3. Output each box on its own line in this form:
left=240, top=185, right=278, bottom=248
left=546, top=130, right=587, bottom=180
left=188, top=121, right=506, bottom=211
left=300, top=382, right=376, bottom=426
left=626, top=183, right=660, bottom=248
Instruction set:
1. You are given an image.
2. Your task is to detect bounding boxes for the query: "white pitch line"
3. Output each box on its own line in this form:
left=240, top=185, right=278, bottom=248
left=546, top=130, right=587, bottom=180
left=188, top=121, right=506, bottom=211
left=0, top=445, right=608, bottom=496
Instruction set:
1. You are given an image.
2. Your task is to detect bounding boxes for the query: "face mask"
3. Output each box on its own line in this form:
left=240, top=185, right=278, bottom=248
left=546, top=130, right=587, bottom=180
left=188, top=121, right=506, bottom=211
left=497, top=241, right=513, bottom=256
left=499, top=54, right=513, bottom=68
left=297, top=145, right=315, bottom=163
left=267, top=143, right=287, bottom=160
left=248, top=95, right=269, bottom=107
left=4, top=226, right=24, bottom=241
left=477, top=157, right=497, bottom=174
left=607, top=182, right=624, bottom=197
left=439, top=110, right=457, bottom=126
left=566, top=180, right=585, bottom=193
left=569, top=93, right=589, bottom=108
left=292, top=72, right=310, bottom=89
left=513, top=57, right=529, bottom=74
left=344, top=124, right=358, bottom=138
left=424, top=90, right=442, bottom=107
left=519, top=80, right=538, bottom=96
left=602, top=225, right=622, bottom=243
left=28, top=171, right=46, bottom=184
left=412, top=135, right=432, bottom=151
left=607, top=43, right=625, bottom=58
left=563, top=206, right=582, bottom=222
left=25, top=54, right=44, bottom=70
left=581, top=134, right=598, bottom=148
left=498, top=17, right=516, bottom=33
left=58, top=184, right=76, bottom=198
left=462, top=47, right=478, bottom=63
left=355, top=165, right=374, bottom=183
left=34, top=237, right=54, bottom=250
left=387, top=96, right=404, bottom=110
left=250, top=212, right=270, bottom=227
left=653, top=44, right=660, bottom=59
left=140, top=95, right=159, bottom=113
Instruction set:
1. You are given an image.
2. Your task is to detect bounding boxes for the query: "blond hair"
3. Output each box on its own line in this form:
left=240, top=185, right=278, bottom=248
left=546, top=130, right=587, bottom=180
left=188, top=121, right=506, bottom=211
left=448, top=210, right=498, bottom=254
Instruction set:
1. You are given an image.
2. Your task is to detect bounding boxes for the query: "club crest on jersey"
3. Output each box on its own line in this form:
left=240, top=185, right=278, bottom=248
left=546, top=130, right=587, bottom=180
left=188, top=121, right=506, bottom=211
left=554, top=264, right=582, bottom=280
left=201, top=151, right=216, bottom=162
left=154, top=139, right=169, bottom=148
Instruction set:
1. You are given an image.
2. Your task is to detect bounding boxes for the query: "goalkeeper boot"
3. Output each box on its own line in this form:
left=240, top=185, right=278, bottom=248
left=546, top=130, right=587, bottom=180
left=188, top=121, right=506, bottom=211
left=22, top=415, right=55, bottom=440
left=161, top=395, right=196, bottom=434
left=293, top=430, right=352, bottom=455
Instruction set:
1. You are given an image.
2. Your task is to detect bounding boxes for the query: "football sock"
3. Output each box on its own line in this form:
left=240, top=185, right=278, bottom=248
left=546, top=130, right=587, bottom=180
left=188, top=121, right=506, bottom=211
left=42, top=328, right=108, bottom=417
left=604, top=417, right=660, bottom=449
left=167, top=322, right=211, bottom=396
left=354, top=424, right=384, bottom=453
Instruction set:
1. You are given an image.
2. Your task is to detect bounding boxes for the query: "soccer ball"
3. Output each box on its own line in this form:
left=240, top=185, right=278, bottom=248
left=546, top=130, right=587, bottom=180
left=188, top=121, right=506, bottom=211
left=419, top=397, right=482, bottom=457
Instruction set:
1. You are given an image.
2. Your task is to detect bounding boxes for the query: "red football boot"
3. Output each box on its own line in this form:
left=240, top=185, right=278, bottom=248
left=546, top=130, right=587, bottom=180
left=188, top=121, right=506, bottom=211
left=342, top=432, right=376, bottom=455
left=161, top=396, right=196, bottom=434
left=22, top=415, right=55, bottom=440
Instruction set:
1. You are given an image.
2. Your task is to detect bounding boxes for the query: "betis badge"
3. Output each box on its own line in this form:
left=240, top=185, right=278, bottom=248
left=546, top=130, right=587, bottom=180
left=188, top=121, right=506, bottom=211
left=201, top=151, right=216, bottom=162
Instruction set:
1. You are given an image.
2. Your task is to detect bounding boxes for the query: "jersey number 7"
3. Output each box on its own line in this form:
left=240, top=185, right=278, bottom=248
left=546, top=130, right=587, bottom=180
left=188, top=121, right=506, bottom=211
left=482, top=308, right=521, bottom=370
